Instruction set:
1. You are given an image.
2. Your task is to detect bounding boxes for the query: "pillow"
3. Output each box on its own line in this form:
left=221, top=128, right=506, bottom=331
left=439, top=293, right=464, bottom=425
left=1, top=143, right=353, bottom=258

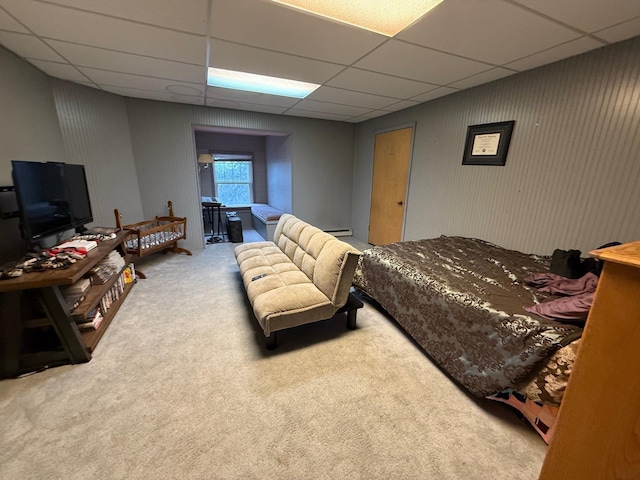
left=524, top=292, right=594, bottom=323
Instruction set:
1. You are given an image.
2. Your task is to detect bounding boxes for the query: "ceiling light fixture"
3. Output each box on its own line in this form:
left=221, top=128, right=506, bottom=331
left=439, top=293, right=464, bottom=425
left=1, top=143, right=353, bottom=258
left=271, top=0, right=445, bottom=37
left=207, top=67, right=320, bottom=98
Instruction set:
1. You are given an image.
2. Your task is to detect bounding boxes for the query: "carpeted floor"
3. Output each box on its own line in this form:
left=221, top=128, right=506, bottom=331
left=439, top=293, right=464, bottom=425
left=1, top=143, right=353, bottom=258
left=0, top=230, right=547, bottom=479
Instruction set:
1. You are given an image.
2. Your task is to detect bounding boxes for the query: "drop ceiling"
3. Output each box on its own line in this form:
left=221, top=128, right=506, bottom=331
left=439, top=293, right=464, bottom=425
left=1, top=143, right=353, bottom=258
left=1, top=0, right=639, bottom=123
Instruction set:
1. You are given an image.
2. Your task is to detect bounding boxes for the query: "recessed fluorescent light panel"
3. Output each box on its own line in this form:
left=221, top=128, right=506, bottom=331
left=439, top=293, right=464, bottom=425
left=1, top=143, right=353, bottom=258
left=271, top=0, right=445, bottom=37
left=207, top=67, right=320, bottom=98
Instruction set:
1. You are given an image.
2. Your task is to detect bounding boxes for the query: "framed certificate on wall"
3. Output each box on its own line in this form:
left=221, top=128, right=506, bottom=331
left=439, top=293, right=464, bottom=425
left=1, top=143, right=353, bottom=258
left=462, top=120, right=515, bottom=166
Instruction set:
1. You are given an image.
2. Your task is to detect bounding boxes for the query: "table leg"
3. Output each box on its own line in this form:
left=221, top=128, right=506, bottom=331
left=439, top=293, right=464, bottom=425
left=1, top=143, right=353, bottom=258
left=217, top=205, right=224, bottom=241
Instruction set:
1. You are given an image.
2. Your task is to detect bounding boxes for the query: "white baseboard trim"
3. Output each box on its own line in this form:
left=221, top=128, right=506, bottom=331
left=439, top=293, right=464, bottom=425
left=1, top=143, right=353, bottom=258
left=326, top=229, right=353, bottom=237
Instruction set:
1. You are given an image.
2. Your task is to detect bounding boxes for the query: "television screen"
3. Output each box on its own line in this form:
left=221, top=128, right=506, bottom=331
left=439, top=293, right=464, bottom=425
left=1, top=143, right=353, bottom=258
left=11, top=160, right=93, bottom=246
left=65, top=163, right=93, bottom=229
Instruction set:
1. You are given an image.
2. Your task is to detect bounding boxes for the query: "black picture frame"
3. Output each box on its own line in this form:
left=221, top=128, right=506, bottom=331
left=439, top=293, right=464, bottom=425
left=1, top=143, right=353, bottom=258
left=462, top=120, right=515, bottom=166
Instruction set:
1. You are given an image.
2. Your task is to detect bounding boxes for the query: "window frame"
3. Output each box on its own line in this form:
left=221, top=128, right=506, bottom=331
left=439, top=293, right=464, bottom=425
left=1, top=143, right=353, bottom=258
left=211, top=152, right=254, bottom=206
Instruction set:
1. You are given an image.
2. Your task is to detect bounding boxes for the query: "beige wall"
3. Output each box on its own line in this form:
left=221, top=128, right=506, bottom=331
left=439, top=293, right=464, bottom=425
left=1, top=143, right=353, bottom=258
left=0, top=47, right=67, bottom=261
left=0, top=43, right=355, bottom=256
left=353, top=36, right=640, bottom=255
left=8, top=33, right=637, bottom=259
left=265, top=135, right=293, bottom=213
left=124, top=99, right=355, bottom=251
left=50, top=79, right=144, bottom=228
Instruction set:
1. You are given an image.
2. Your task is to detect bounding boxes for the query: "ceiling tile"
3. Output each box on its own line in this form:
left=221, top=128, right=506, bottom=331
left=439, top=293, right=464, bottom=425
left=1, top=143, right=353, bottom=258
left=209, top=39, right=344, bottom=84
left=2, top=0, right=206, bottom=64
left=410, top=86, right=458, bottom=103
left=447, top=67, right=516, bottom=90
left=513, top=0, right=640, bottom=33
left=355, top=40, right=492, bottom=85
left=205, top=98, right=288, bottom=115
left=284, top=109, right=353, bottom=122
left=346, top=110, right=391, bottom=122
left=47, top=40, right=205, bottom=84
left=594, top=18, right=640, bottom=44
left=306, top=86, right=398, bottom=109
left=209, top=0, right=385, bottom=65
left=41, top=0, right=209, bottom=35
left=326, top=68, right=437, bottom=98
left=505, top=36, right=605, bottom=72
left=205, top=86, right=299, bottom=108
left=165, top=95, right=206, bottom=106
left=290, top=99, right=372, bottom=117
left=28, top=59, right=90, bottom=82
left=101, top=85, right=205, bottom=105
left=78, top=67, right=204, bottom=96
left=382, top=100, right=422, bottom=112
left=0, top=7, right=28, bottom=32
left=0, top=30, right=66, bottom=61
left=398, top=0, right=581, bottom=65
left=1, top=0, right=635, bottom=124
left=99, top=85, right=171, bottom=101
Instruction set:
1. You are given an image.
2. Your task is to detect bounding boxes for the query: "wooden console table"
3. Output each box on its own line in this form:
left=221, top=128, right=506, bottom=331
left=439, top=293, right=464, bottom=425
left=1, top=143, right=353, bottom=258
left=539, top=240, right=640, bottom=479
left=0, top=231, right=134, bottom=379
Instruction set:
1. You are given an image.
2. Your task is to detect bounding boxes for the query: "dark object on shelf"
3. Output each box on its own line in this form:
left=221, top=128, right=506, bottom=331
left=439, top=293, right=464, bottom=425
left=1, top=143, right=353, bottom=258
left=0, top=185, right=19, bottom=220
left=226, top=212, right=243, bottom=243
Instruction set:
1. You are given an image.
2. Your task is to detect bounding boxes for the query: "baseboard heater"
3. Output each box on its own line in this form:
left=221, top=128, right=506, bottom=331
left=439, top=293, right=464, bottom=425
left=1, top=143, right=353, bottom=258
left=325, top=229, right=352, bottom=237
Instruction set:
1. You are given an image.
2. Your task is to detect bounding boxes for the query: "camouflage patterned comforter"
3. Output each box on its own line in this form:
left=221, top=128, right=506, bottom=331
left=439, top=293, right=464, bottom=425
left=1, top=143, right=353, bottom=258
left=352, top=236, right=583, bottom=397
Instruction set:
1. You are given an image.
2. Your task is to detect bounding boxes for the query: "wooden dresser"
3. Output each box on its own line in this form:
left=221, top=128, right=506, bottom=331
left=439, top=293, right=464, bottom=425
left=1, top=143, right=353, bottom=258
left=539, top=241, right=640, bottom=479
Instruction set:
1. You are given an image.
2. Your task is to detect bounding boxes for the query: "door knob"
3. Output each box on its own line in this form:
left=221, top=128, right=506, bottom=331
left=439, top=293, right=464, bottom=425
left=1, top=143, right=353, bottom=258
left=397, top=200, right=404, bottom=206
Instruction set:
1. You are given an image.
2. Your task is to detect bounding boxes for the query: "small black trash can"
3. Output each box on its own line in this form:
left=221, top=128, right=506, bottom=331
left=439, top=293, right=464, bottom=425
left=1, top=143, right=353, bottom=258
left=226, top=212, right=243, bottom=243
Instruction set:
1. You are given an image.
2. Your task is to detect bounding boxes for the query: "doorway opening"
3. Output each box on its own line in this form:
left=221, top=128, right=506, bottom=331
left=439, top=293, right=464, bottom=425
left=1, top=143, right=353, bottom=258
left=193, top=126, right=291, bottom=246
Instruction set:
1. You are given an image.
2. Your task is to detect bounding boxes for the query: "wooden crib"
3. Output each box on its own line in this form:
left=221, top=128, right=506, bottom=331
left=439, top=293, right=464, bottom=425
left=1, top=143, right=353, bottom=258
left=114, top=201, right=192, bottom=278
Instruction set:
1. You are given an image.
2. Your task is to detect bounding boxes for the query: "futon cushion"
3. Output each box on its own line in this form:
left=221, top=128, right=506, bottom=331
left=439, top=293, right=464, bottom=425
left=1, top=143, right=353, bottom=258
left=234, top=214, right=362, bottom=336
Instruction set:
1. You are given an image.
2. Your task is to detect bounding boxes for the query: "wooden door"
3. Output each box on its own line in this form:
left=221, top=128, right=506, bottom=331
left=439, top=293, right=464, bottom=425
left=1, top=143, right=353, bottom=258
left=368, top=126, right=413, bottom=245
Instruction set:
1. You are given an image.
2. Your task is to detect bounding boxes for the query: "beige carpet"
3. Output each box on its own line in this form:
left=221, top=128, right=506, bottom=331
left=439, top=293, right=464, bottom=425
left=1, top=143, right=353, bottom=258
left=0, top=231, right=547, bottom=479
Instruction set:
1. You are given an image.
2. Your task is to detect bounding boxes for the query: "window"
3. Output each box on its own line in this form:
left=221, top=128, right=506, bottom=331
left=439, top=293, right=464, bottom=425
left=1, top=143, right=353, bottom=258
left=213, top=154, right=253, bottom=205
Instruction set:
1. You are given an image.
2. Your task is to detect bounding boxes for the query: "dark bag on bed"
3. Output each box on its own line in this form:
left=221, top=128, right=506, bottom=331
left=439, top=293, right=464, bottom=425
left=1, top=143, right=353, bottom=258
left=550, top=249, right=583, bottom=279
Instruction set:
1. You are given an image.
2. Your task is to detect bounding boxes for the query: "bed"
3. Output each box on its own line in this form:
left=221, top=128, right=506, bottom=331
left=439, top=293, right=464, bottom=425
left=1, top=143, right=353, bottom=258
left=352, top=236, right=585, bottom=443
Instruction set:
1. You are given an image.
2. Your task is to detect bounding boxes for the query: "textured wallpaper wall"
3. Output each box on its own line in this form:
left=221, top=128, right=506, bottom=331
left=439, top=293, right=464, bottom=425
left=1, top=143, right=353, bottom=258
left=353, top=36, right=640, bottom=255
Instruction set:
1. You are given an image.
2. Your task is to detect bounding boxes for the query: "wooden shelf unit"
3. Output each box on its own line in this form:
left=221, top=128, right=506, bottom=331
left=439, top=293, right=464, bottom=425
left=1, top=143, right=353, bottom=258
left=0, top=230, right=134, bottom=378
left=80, top=279, right=134, bottom=353
left=539, top=241, right=640, bottom=479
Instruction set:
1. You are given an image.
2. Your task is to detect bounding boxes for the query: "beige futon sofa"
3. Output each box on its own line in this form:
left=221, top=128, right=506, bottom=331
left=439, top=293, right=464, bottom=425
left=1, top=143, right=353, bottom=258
left=234, top=214, right=363, bottom=348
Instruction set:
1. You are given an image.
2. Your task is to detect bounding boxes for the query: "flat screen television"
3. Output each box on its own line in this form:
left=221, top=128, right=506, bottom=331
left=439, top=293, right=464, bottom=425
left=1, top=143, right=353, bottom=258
left=64, top=163, right=93, bottom=228
left=11, top=160, right=93, bottom=249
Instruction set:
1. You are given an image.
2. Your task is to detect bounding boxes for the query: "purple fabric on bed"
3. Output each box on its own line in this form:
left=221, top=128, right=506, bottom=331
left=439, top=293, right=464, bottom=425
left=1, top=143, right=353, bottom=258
left=523, top=272, right=598, bottom=295
left=524, top=292, right=594, bottom=322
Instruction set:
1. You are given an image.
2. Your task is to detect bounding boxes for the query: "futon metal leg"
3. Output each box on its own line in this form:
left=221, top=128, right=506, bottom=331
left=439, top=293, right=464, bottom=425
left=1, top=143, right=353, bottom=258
left=340, top=293, right=363, bottom=330
left=346, top=309, right=357, bottom=330
left=265, top=332, right=277, bottom=350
